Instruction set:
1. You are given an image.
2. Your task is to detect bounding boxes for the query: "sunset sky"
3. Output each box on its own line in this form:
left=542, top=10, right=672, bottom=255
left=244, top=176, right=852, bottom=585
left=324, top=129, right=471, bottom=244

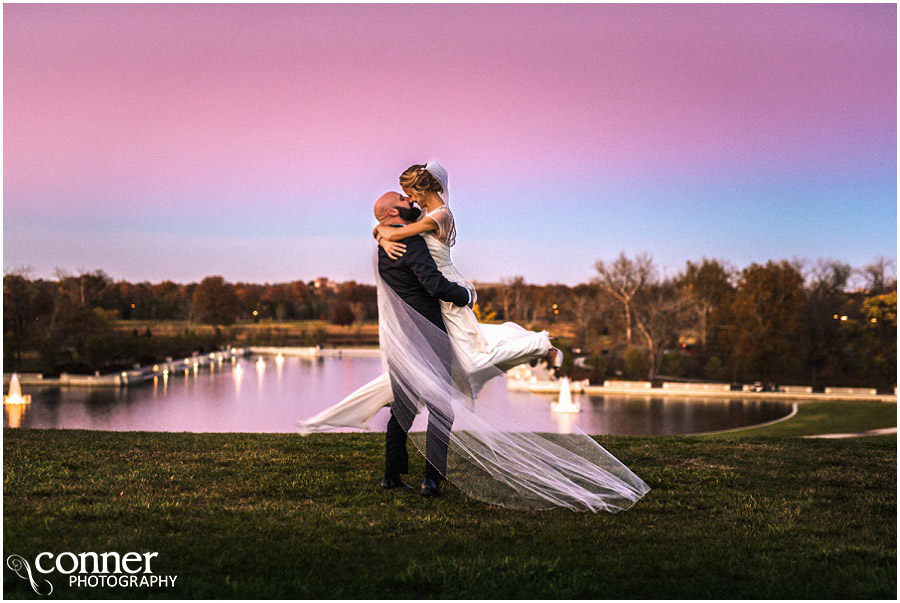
left=3, top=3, right=896, bottom=285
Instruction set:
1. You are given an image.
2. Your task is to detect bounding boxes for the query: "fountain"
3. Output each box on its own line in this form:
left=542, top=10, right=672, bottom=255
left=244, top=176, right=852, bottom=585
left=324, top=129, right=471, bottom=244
left=550, top=377, right=580, bottom=413
left=4, top=373, right=31, bottom=405
left=4, top=373, right=31, bottom=428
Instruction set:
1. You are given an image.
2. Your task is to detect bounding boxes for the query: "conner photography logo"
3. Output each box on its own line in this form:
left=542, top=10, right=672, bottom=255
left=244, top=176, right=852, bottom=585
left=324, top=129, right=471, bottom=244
left=6, top=551, right=177, bottom=595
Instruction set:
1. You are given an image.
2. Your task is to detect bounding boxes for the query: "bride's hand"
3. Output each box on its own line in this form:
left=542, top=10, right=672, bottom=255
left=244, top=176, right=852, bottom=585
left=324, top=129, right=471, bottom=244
left=379, top=238, right=407, bottom=260
left=375, top=225, right=395, bottom=241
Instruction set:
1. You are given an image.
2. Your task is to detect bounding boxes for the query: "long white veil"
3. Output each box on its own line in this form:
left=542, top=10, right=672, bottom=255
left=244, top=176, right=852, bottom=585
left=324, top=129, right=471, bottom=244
left=375, top=251, right=650, bottom=512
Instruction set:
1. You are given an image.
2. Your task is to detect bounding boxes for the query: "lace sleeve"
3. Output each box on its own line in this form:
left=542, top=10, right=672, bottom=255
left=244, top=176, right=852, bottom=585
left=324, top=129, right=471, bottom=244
left=427, top=206, right=457, bottom=246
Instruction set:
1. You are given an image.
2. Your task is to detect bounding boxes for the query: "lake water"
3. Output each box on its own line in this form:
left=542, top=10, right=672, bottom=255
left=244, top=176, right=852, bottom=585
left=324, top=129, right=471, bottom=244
left=4, top=355, right=793, bottom=435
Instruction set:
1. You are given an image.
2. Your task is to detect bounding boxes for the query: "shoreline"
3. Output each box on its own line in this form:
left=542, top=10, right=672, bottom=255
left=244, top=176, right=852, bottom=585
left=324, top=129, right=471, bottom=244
left=4, top=345, right=896, bottom=402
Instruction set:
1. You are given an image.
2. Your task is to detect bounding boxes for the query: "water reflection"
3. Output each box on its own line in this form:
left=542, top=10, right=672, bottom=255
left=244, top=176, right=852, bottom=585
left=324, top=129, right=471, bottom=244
left=5, top=356, right=792, bottom=434
left=5, top=402, right=27, bottom=428
left=550, top=408, right=577, bottom=434
left=234, top=364, right=244, bottom=397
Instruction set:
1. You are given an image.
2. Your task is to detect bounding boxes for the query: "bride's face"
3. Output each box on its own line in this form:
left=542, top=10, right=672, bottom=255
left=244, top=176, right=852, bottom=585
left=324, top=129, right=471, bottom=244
left=402, top=185, right=423, bottom=204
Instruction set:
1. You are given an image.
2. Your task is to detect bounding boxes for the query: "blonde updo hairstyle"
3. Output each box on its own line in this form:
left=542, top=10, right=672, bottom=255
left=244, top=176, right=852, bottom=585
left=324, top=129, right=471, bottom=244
left=399, top=164, right=444, bottom=200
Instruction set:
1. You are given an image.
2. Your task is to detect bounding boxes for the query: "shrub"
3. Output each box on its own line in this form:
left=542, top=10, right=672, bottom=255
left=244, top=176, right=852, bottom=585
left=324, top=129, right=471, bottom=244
left=330, top=303, right=355, bottom=326
left=705, top=355, right=726, bottom=381
left=624, top=347, right=649, bottom=380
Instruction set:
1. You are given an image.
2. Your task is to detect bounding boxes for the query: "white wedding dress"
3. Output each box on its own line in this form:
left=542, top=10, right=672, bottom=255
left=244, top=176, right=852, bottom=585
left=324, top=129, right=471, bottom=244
left=297, top=161, right=650, bottom=513
left=298, top=204, right=553, bottom=435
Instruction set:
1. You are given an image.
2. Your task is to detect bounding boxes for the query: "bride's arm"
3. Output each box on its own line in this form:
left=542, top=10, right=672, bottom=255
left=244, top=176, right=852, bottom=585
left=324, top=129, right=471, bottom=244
left=372, top=226, right=415, bottom=260
left=375, top=217, right=438, bottom=242
left=372, top=226, right=418, bottom=260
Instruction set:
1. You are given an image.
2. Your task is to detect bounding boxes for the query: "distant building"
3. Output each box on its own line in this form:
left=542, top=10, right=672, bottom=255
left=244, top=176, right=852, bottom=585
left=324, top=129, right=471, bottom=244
left=313, top=277, right=339, bottom=292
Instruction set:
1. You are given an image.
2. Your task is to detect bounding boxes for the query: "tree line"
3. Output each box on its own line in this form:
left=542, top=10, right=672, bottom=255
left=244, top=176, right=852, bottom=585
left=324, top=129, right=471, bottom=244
left=474, top=255, right=895, bottom=390
left=2, top=271, right=378, bottom=375
left=3, top=254, right=896, bottom=389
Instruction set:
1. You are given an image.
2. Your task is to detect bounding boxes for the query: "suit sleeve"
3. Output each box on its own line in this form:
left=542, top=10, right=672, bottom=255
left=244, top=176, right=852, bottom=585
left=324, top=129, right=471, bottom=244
left=401, top=237, right=470, bottom=307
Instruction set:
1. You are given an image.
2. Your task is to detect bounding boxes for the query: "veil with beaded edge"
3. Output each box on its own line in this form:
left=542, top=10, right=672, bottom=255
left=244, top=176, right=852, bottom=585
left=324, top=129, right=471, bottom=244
left=374, top=248, right=651, bottom=512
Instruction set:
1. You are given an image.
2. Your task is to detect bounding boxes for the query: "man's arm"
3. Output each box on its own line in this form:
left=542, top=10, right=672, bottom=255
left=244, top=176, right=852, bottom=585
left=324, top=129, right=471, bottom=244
left=401, top=237, right=471, bottom=307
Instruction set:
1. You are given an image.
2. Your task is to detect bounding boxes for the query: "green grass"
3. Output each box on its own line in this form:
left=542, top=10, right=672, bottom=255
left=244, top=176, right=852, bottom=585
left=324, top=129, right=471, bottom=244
left=3, top=429, right=896, bottom=599
left=702, top=401, right=897, bottom=438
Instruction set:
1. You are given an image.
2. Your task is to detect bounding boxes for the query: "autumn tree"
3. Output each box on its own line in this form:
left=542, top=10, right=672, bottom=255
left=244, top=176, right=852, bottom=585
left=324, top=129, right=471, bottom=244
left=234, top=282, right=265, bottom=319
left=860, top=291, right=897, bottom=389
left=261, top=284, right=300, bottom=321
left=727, top=261, right=807, bottom=383
left=339, top=281, right=376, bottom=323
left=192, top=276, right=240, bottom=325
left=4, top=270, right=37, bottom=370
left=803, top=259, right=852, bottom=388
left=149, top=280, right=188, bottom=320
left=675, top=258, right=735, bottom=349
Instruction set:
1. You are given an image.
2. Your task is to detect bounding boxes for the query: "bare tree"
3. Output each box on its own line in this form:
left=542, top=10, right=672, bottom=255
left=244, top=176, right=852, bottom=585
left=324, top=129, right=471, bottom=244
left=496, top=276, right=522, bottom=321
left=567, top=284, right=599, bottom=347
left=633, top=280, right=694, bottom=379
left=566, top=283, right=617, bottom=350
left=497, top=276, right=547, bottom=329
left=593, top=252, right=655, bottom=346
left=859, top=256, right=897, bottom=294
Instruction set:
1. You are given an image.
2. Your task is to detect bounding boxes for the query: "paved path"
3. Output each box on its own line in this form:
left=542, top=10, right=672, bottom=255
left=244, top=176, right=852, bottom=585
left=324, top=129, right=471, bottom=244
left=802, top=427, right=897, bottom=439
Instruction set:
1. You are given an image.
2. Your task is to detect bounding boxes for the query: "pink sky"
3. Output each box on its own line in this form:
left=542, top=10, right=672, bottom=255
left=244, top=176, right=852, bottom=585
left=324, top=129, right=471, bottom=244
left=4, top=4, right=896, bottom=284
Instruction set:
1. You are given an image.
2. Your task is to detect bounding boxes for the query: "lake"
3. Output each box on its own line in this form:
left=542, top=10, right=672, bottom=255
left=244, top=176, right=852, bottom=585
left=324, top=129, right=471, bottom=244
left=4, top=355, right=793, bottom=435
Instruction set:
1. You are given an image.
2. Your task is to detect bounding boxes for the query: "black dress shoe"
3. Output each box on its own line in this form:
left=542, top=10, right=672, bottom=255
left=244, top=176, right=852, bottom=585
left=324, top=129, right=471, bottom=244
left=381, top=477, right=413, bottom=490
left=420, top=477, right=441, bottom=497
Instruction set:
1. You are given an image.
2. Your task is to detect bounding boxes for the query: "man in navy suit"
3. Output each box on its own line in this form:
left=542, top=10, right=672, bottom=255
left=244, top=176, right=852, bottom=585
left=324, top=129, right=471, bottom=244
left=373, top=192, right=473, bottom=497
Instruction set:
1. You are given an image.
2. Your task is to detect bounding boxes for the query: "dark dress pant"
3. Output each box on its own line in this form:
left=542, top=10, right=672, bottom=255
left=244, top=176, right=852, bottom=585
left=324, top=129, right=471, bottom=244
left=384, top=335, right=456, bottom=482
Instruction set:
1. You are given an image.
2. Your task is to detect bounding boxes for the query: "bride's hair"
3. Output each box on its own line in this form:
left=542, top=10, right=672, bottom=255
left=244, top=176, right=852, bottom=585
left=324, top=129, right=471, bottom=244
left=400, top=164, right=444, bottom=196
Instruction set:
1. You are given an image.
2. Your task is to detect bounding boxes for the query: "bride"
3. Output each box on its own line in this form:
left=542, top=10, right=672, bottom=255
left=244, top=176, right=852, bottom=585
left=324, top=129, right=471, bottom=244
left=298, top=161, right=562, bottom=435
left=298, top=161, right=650, bottom=513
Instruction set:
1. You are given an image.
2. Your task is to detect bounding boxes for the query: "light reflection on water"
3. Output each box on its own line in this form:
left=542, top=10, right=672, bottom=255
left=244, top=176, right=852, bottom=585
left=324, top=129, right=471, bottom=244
left=4, top=356, right=792, bottom=435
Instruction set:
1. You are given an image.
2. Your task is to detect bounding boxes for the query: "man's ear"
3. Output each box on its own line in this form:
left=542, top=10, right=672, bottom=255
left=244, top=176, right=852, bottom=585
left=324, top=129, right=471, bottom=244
left=386, top=207, right=399, bottom=217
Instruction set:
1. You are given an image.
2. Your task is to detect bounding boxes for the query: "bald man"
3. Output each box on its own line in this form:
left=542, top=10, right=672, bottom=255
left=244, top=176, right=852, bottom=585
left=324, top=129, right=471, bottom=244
left=373, top=191, right=473, bottom=497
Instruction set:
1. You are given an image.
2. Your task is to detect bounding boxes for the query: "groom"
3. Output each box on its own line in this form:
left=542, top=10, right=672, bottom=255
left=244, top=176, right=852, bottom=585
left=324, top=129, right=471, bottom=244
left=373, top=191, right=474, bottom=497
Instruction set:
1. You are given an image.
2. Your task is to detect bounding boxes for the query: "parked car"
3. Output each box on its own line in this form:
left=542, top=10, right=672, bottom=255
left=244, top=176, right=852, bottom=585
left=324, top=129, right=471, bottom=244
left=749, top=381, right=778, bottom=392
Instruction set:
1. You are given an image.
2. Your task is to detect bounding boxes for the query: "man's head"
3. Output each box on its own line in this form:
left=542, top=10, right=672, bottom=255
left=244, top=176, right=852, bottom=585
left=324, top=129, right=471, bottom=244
left=374, top=191, right=420, bottom=225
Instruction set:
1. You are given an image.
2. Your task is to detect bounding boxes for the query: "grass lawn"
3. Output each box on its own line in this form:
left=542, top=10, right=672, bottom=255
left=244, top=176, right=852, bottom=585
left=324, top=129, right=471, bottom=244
left=3, top=428, right=895, bottom=599
left=702, top=400, right=897, bottom=438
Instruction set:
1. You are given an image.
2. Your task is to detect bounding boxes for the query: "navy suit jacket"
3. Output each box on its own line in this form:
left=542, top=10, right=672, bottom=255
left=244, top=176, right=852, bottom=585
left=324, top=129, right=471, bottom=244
left=377, top=234, right=470, bottom=331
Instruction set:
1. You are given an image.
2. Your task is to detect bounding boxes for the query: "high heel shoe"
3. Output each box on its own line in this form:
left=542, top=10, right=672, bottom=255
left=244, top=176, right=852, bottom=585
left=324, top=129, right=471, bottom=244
left=552, top=346, right=564, bottom=368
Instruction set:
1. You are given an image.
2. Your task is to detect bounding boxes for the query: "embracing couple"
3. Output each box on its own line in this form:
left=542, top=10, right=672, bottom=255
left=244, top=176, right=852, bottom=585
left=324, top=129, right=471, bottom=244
left=299, top=162, right=649, bottom=513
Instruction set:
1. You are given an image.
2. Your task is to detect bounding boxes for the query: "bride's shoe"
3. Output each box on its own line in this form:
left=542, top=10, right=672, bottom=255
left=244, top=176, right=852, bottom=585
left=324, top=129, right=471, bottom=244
left=550, top=346, right=564, bottom=368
